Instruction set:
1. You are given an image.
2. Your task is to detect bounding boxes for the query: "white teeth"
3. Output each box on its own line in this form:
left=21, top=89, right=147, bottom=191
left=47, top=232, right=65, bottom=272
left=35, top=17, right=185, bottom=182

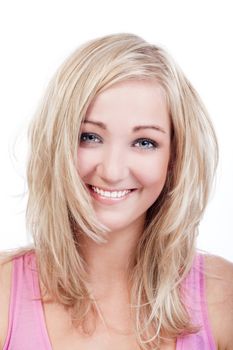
left=91, top=186, right=131, bottom=198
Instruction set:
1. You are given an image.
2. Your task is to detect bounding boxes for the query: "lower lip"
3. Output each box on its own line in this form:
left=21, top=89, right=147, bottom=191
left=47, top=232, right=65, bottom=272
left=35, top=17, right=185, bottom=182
left=88, top=186, right=136, bottom=205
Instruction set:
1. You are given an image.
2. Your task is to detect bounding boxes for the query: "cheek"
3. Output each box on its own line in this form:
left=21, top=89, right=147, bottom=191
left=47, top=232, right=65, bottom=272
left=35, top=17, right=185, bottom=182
left=135, top=153, right=170, bottom=187
left=77, top=149, right=95, bottom=178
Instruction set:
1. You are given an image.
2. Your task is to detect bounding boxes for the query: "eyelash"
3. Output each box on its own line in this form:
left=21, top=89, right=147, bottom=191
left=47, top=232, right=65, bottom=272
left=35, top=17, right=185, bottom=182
left=79, top=133, right=159, bottom=150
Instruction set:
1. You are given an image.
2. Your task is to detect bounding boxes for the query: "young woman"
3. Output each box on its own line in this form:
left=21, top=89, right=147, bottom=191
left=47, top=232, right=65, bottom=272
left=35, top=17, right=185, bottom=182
left=0, top=33, right=233, bottom=350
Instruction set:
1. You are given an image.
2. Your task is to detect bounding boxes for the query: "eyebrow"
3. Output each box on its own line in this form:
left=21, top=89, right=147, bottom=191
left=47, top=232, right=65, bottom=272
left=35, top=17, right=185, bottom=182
left=83, top=120, right=166, bottom=134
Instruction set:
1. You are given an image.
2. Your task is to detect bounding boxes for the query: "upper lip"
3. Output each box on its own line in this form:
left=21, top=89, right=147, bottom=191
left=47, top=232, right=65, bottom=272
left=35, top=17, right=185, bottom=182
left=88, top=184, right=135, bottom=192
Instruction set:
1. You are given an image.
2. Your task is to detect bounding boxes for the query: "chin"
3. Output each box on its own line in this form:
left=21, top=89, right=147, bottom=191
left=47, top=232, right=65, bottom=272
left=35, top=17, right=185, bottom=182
left=95, top=213, right=145, bottom=236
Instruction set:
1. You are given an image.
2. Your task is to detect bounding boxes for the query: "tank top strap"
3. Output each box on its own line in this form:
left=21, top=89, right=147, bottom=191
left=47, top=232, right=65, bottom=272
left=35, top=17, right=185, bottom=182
left=176, top=253, right=217, bottom=350
left=3, top=252, right=52, bottom=350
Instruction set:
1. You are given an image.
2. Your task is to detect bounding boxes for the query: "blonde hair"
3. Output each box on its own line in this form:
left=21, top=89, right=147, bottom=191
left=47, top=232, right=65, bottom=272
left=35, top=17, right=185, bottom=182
left=25, top=33, right=218, bottom=348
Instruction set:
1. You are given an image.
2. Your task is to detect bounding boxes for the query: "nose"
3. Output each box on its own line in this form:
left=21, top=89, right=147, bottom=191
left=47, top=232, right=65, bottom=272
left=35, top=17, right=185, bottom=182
left=95, top=145, right=130, bottom=184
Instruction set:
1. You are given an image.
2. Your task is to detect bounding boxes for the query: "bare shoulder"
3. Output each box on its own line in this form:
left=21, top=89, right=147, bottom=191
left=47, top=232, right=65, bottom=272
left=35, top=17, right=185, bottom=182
left=0, top=254, right=13, bottom=349
left=204, top=254, right=233, bottom=350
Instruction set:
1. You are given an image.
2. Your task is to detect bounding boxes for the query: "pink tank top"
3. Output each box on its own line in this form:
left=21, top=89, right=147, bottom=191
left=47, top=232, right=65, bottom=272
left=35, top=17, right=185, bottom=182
left=3, top=252, right=216, bottom=349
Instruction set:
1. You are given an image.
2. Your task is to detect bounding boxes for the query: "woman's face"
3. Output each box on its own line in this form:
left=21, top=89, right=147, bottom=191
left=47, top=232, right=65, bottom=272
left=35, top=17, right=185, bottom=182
left=77, top=80, right=171, bottom=234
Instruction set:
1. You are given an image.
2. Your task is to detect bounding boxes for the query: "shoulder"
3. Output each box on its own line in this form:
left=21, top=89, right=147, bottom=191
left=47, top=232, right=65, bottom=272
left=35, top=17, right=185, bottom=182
left=0, top=253, right=13, bottom=349
left=204, top=253, right=233, bottom=350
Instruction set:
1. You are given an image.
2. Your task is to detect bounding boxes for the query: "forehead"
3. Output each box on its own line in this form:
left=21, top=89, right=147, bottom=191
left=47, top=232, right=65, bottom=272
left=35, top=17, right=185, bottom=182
left=85, top=80, right=170, bottom=132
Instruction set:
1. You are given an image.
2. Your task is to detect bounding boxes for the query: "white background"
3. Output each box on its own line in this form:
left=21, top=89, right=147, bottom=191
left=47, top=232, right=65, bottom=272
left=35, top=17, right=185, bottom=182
left=0, top=0, right=232, bottom=261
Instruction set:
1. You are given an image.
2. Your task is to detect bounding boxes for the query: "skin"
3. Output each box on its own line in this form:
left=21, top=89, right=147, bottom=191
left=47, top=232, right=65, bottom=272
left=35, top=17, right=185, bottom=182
left=0, top=80, right=233, bottom=349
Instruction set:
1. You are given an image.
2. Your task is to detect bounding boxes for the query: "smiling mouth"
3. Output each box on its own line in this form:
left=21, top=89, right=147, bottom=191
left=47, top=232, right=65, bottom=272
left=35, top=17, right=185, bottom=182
left=87, top=184, right=136, bottom=200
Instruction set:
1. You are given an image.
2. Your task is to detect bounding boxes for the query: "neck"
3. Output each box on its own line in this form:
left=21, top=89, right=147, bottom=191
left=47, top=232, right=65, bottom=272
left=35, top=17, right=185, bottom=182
left=78, top=219, right=144, bottom=291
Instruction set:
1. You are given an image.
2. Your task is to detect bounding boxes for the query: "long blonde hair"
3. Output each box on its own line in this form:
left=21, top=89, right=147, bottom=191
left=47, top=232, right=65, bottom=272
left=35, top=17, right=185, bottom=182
left=25, top=33, right=218, bottom=348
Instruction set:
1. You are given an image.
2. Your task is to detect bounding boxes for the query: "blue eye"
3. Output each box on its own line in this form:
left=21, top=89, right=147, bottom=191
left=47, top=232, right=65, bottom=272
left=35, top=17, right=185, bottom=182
left=134, top=138, right=158, bottom=150
left=79, top=133, right=158, bottom=150
left=79, top=133, right=102, bottom=143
